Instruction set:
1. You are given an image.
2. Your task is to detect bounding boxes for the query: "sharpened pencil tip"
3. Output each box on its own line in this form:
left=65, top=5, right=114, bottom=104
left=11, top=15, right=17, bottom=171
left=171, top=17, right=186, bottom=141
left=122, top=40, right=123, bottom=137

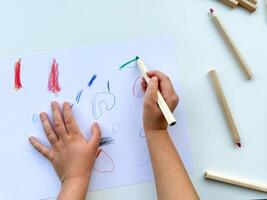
left=210, top=8, right=214, bottom=14
left=236, top=143, right=241, bottom=148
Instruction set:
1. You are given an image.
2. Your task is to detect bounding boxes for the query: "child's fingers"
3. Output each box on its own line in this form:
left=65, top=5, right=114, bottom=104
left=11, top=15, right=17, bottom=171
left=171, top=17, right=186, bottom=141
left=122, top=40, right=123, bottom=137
left=147, top=71, right=178, bottom=111
left=40, top=112, right=59, bottom=147
left=147, top=70, right=169, bottom=81
left=144, top=77, right=158, bottom=106
left=29, top=136, right=51, bottom=160
left=51, top=101, right=68, bottom=139
left=62, top=102, right=80, bottom=136
left=89, top=122, right=101, bottom=149
left=147, top=70, right=174, bottom=90
left=141, top=78, right=147, bottom=92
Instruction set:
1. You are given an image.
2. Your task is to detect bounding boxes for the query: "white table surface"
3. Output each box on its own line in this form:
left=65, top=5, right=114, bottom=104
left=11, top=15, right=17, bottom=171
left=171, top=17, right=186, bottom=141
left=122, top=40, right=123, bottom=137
left=1, top=0, right=267, bottom=199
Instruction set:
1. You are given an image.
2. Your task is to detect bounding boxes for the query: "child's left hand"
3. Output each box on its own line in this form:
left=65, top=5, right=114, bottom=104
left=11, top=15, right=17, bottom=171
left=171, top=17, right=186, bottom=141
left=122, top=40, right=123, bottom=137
left=29, top=101, right=101, bottom=185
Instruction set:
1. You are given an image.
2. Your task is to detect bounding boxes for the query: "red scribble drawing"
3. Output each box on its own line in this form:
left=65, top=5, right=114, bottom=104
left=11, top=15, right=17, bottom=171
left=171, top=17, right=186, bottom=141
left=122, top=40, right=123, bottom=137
left=132, top=76, right=144, bottom=98
left=48, top=59, right=61, bottom=94
left=94, top=149, right=115, bottom=173
left=96, top=148, right=102, bottom=158
left=14, top=58, right=23, bottom=90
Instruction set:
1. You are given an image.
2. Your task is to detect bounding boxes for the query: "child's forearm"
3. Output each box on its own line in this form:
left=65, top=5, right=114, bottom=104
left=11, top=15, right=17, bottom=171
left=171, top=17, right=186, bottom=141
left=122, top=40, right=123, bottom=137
left=146, top=130, right=199, bottom=200
left=57, top=177, right=90, bottom=200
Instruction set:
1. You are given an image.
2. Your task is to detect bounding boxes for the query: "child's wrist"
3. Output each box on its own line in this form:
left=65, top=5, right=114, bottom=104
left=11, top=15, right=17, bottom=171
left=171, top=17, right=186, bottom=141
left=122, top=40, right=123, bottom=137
left=144, top=128, right=168, bottom=136
left=62, top=176, right=90, bottom=187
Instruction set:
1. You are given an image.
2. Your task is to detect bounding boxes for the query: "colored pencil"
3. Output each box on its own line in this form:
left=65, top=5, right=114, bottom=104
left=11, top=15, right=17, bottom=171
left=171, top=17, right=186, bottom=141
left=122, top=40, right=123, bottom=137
left=136, top=57, right=177, bottom=126
left=208, top=69, right=241, bottom=148
left=221, top=0, right=239, bottom=8
left=247, top=0, right=257, bottom=4
left=205, top=170, right=267, bottom=193
left=237, top=0, right=257, bottom=12
left=210, top=8, right=253, bottom=80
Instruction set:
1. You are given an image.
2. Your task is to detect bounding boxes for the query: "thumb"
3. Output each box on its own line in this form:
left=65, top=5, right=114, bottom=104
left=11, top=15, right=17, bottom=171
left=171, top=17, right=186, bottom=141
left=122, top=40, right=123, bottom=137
left=89, top=122, right=101, bottom=147
left=145, top=76, right=158, bottom=104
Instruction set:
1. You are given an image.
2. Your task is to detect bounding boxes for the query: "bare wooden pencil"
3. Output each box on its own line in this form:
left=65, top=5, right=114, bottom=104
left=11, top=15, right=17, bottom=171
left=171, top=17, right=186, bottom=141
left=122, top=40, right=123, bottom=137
left=247, top=0, right=257, bottom=5
left=236, top=0, right=257, bottom=12
left=221, top=0, right=239, bottom=8
left=205, top=170, right=267, bottom=193
left=208, top=69, right=241, bottom=147
left=210, top=9, right=253, bottom=80
left=136, top=57, right=176, bottom=126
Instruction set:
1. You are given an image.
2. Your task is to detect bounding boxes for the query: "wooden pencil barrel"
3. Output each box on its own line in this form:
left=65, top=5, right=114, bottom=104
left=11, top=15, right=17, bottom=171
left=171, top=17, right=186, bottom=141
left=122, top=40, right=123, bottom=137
left=205, top=170, right=267, bottom=193
left=208, top=69, right=241, bottom=146
left=212, top=12, right=253, bottom=80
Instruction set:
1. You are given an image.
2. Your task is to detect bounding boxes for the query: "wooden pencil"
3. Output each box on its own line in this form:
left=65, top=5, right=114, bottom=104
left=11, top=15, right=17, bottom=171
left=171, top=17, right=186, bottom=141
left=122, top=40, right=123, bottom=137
left=210, top=8, right=253, bottom=80
left=247, top=0, right=257, bottom=4
left=136, top=57, right=176, bottom=126
left=236, top=0, right=257, bottom=12
left=221, top=0, right=239, bottom=8
left=205, top=170, right=267, bottom=193
left=208, top=69, right=241, bottom=147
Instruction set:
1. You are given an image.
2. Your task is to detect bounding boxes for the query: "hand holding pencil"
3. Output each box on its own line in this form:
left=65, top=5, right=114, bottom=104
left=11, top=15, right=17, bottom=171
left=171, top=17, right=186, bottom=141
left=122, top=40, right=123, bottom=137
left=137, top=58, right=177, bottom=127
left=141, top=70, right=179, bottom=132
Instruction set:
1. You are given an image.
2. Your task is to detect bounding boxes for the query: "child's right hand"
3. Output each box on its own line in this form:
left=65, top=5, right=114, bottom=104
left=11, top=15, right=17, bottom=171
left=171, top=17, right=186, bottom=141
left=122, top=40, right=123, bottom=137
left=141, top=71, right=199, bottom=200
left=141, top=71, right=179, bottom=133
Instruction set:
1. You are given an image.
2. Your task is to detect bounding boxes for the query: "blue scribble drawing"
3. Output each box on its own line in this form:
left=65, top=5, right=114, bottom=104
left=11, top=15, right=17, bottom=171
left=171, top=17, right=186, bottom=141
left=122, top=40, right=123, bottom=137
left=99, top=137, right=114, bottom=146
left=32, top=113, right=39, bottom=123
left=87, top=74, right=97, bottom=87
left=107, top=80, right=110, bottom=92
left=112, top=122, right=120, bottom=134
left=30, top=113, right=43, bottom=132
left=20, top=114, right=48, bottom=166
left=92, top=92, right=116, bottom=120
left=139, top=128, right=145, bottom=138
left=75, top=89, right=83, bottom=104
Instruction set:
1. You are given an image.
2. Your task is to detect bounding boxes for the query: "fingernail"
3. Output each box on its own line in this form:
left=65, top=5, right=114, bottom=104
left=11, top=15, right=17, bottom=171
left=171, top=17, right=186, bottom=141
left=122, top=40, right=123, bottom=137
left=93, top=122, right=99, bottom=129
left=39, top=112, right=45, bottom=119
left=63, top=101, right=70, bottom=108
left=51, top=101, right=57, bottom=107
left=151, top=77, right=158, bottom=82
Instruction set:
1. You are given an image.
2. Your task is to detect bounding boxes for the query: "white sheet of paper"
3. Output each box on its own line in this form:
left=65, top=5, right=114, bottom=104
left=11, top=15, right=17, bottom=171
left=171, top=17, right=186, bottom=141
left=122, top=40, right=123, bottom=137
left=0, top=36, right=193, bottom=200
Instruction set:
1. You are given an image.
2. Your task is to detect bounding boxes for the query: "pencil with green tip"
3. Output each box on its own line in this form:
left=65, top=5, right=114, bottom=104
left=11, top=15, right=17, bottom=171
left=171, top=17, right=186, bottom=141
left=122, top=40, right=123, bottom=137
left=136, top=57, right=177, bottom=126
